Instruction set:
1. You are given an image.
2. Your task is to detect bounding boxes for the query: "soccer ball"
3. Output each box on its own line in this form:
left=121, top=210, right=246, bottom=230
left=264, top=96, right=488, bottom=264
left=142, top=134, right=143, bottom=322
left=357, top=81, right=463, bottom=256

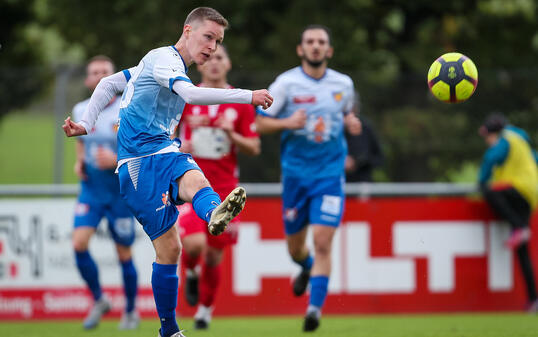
left=427, top=52, right=478, bottom=103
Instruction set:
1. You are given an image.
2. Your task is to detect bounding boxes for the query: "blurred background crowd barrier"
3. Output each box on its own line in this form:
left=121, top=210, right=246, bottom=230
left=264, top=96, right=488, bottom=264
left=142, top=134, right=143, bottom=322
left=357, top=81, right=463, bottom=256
left=1, top=184, right=537, bottom=319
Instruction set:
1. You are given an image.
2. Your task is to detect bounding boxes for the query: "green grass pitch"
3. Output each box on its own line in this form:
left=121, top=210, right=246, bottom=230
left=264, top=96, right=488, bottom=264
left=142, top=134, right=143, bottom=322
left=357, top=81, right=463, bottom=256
left=1, top=314, right=538, bottom=337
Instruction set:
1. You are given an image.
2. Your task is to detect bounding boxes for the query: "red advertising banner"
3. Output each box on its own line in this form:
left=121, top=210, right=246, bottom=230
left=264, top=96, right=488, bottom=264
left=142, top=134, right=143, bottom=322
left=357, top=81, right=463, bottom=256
left=1, top=197, right=537, bottom=319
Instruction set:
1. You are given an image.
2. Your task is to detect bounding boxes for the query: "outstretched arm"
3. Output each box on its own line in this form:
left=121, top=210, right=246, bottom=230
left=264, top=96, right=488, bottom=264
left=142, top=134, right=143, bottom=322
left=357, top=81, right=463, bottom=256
left=172, top=80, right=273, bottom=108
left=63, top=70, right=130, bottom=137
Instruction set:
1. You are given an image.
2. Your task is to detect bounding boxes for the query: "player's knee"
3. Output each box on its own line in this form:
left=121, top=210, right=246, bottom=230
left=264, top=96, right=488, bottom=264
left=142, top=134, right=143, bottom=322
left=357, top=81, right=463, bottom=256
left=313, top=239, right=332, bottom=257
left=184, top=243, right=203, bottom=257
left=72, top=236, right=89, bottom=252
left=205, top=249, right=223, bottom=267
left=116, top=245, right=133, bottom=262
left=288, top=245, right=305, bottom=260
left=194, top=175, right=211, bottom=191
left=156, top=240, right=182, bottom=264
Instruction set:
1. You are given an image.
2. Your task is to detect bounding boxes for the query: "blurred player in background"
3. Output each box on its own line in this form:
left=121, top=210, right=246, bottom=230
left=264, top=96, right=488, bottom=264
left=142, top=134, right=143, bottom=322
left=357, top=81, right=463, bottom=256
left=63, top=7, right=272, bottom=337
left=175, top=44, right=260, bottom=329
left=256, top=25, right=361, bottom=331
left=344, top=92, right=384, bottom=182
left=71, top=55, right=139, bottom=330
left=478, top=113, right=538, bottom=312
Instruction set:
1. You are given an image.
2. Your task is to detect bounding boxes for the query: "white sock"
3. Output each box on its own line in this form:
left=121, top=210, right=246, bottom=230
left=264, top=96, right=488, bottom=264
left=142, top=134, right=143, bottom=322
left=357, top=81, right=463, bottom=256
left=306, top=305, right=321, bottom=319
left=194, top=305, right=213, bottom=322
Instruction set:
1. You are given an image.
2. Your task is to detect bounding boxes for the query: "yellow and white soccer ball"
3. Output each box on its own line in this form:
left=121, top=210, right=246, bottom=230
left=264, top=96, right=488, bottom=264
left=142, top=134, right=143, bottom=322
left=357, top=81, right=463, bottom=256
left=427, top=52, right=478, bottom=103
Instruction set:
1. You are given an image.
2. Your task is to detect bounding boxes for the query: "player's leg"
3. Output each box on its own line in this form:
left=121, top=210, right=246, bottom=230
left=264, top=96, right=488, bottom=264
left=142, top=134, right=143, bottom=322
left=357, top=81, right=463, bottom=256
left=502, top=189, right=538, bottom=309
left=175, top=169, right=245, bottom=236
left=193, top=217, right=237, bottom=330
left=106, top=203, right=139, bottom=329
left=151, top=225, right=182, bottom=337
left=303, top=224, right=337, bottom=331
left=72, top=202, right=111, bottom=329
left=114, top=243, right=140, bottom=329
left=177, top=203, right=207, bottom=306
left=286, top=227, right=313, bottom=296
left=482, top=186, right=530, bottom=247
left=117, top=154, right=192, bottom=337
left=282, top=175, right=313, bottom=296
left=303, top=176, right=345, bottom=332
left=194, top=246, right=223, bottom=329
left=515, top=242, right=538, bottom=310
left=181, top=230, right=206, bottom=306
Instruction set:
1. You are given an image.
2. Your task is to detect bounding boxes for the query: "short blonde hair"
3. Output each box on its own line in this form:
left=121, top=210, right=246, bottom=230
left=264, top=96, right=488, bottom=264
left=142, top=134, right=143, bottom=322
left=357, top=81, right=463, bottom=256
left=185, top=7, right=228, bottom=29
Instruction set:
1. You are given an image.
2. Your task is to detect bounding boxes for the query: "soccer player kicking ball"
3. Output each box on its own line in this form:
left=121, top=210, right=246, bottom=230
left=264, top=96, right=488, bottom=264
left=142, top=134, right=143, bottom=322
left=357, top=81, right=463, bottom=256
left=71, top=55, right=139, bottom=330
left=63, top=7, right=272, bottom=337
left=175, top=44, right=261, bottom=329
left=256, top=25, right=361, bottom=332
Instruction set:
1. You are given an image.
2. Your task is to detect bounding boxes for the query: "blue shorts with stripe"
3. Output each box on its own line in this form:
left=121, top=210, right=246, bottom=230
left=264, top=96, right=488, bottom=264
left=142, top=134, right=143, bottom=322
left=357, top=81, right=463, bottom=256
left=118, top=152, right=201, bottom=241
left=282, top=175, right=345, bottom=235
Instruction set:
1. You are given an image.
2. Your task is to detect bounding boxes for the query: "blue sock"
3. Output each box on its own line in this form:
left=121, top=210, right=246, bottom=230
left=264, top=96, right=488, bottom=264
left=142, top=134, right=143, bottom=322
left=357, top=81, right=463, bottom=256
left=309, top=275, right=329, bottom=308
left=75, top=250, right=102, bottom=301
left=152, top=262, right=179, bottom=337
left=192, top=187, right=221, bottom=222
left=121, top=259, right=138, bottom=313
left=293, top=254, right=313, bottom=271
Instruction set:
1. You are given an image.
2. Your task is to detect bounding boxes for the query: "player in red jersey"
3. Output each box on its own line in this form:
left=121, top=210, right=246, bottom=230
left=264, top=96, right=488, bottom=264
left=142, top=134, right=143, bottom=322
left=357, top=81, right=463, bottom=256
left=175, top=44, right=260, bottom=329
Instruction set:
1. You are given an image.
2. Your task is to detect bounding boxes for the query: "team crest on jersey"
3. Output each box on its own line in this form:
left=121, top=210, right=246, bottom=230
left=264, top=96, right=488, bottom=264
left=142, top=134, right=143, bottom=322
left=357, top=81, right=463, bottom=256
left=112, top=123, right=119, bottom=132
left=333, top=92, right=343, bottom=102
left=293, top=95, right=316, bottom=104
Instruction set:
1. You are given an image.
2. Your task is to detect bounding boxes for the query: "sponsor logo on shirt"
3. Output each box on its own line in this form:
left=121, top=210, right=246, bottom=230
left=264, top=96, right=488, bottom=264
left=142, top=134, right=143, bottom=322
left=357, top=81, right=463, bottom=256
left=293, top=95, right=316, bottom=104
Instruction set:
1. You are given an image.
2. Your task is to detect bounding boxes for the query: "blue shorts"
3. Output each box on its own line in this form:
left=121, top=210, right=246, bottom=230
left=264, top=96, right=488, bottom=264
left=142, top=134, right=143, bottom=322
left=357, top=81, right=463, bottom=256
left=282, top=175, right=345, bottom=235
left=74, top=185, right=135, bottom=247
left=118, top=152, right=201, bottom=241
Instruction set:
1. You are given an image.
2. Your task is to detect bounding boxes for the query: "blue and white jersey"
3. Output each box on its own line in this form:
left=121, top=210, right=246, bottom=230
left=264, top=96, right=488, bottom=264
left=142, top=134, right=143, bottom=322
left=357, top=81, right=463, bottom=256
left=73, top=97, right=121, bottom=169
left=118, top=46, right=191, bottom=161
left=260, top=67, right=355, bottom=178
left=73, top=96, right=122, bottom=203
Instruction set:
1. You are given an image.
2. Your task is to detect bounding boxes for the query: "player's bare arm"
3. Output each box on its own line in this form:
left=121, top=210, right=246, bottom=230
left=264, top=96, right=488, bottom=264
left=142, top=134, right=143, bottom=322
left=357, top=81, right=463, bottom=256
left=344, top=112, right=361, bottom=135
left=63, top=117, right=88, bottom=137
left=95, top=146, right=118, bottom=170
left=251, top=89, right=273, bottom=109
left=216, top=115, right=261, bottom=156
left=256, top=108, right=307, bottom=134
left=74, top=139, right=87, bottom=180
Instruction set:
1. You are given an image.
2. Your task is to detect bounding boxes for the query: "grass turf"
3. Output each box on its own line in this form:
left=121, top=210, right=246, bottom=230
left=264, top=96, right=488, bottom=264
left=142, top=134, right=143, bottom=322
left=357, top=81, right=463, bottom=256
left=1, top=314, right=538, bottom=337
left=0, top=112, right=77, bottom=184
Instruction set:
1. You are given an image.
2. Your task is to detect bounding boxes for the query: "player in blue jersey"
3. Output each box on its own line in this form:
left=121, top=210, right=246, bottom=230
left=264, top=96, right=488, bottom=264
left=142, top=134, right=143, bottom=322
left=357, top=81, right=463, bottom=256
left=256, top=25, right=361, bottom=332
left=71, top=55, right=139, bottom=330
left=62, top=7, right=272, bottom=337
